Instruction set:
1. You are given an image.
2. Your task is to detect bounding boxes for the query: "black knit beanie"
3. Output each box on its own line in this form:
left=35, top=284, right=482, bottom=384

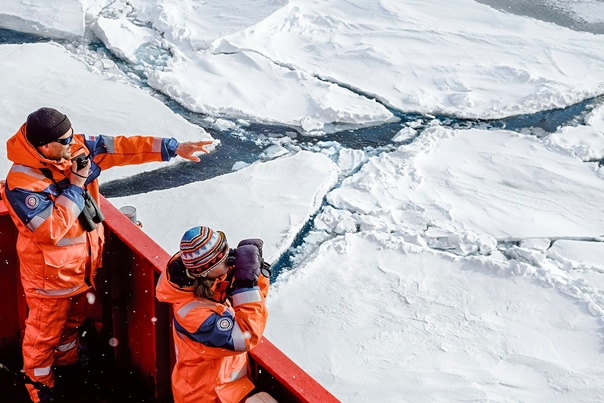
left=25, top=107, right=72, bottom=147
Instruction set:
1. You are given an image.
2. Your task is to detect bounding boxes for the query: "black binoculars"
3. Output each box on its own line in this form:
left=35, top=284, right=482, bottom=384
left=79, top=190, right=104, bottom=232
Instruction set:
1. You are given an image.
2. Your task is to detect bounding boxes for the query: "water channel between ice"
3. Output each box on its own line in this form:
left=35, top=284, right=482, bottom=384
left=1, top=27, right=603, bottom=277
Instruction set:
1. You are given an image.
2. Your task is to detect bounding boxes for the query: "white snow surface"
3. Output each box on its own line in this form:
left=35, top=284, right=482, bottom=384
left=0, top=0, right=85, bottom=38
left=1, top=1, right=604, bottom=402
left=109, top=150, right=338, bottom=264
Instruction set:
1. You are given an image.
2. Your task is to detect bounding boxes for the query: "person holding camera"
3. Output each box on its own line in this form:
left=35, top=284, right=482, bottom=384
left=155, top=226, right=271, bottom=403
left=0, top=107, right=213, bottom=403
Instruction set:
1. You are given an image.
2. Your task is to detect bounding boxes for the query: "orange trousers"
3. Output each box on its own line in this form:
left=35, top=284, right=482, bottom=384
left=22, top=292, right=90, bottom=402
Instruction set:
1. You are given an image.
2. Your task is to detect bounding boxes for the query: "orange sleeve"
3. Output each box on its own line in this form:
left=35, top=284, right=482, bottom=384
left=90, top=135, right=178, bottom=170
left=258, top=275, right=270, bottom=298
left=175, top=294, right=268, bottom=359
left=3, top=171, right=85, bottom=245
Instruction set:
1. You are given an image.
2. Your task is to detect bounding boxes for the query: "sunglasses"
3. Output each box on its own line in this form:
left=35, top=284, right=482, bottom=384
left=54, top=133, right=74, bottom=145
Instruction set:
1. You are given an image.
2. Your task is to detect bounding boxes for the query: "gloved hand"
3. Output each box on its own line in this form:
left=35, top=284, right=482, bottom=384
left=237, top=238, right=272, bottom=278
left=237, top=238, right=264, bottom=256
left=232, top=244, right=261, bottom=290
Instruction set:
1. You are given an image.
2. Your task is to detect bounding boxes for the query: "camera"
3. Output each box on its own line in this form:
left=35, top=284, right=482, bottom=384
left=227, top=248, right=237, bottom=267
left=72, top=154, right=89, bottom=170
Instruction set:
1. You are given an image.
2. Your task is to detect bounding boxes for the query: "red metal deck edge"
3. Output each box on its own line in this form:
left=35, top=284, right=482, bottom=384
left=100, top=197, right=172, bottom=273
left=250, top=338, right=341, bottom=403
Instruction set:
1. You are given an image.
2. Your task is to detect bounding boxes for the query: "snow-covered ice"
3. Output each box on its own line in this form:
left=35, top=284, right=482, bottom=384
left=109, top=150, right=338, bottom=263
left=1, top=0, right=604, bottom=401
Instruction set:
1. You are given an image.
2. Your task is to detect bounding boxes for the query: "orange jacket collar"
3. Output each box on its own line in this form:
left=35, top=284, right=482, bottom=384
left=6, top=123, right=84, bottom=172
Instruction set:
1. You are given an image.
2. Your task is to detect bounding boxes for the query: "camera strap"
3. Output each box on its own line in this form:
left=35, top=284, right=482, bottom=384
left=39, top=167, right=57, bottom=184
left=39, top=167, right=78, bottom=191
left=39, top=167, right=95, bottom=231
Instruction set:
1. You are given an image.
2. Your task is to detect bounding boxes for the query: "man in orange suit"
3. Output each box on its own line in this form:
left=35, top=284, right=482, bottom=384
left=0, top=107, right=212, bottom=402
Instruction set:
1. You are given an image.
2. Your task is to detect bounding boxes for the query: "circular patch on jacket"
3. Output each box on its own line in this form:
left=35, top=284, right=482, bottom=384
left=216, top=317, right=234, bottom=332
left=25, top=195, right=40, bottom=210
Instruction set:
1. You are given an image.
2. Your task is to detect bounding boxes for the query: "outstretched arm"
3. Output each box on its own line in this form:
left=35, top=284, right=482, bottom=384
left=85, top=131, right=215, bottom=170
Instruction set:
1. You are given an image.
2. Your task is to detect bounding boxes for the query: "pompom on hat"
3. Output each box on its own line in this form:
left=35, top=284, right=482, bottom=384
left=180, top=226, right=229, bottom=277
left=25, top=107, right=72, bottom=147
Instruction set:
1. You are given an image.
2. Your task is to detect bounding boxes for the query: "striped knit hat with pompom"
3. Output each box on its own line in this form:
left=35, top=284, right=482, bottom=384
left=180, top=226, right=229, bottom=277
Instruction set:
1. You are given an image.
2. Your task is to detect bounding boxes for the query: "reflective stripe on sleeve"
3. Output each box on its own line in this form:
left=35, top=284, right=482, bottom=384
left=231, top=322, right=247, bottom=351
left=232, top=289, right=262, bottom=306
left=25, top=205, right=53, bottom=231
left=152, top=137, right=162, bottom=153
left=56, top=194, right=82, bottom=217
left=177, top=299, right=216, bottom=319
left=12, top=164, right=47, bottom=180
left=177, top=301, right=199, bottom=319
left=103, top=136, right=115, bottom=153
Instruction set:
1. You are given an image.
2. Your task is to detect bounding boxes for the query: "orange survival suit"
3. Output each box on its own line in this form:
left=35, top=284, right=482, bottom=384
left=156, top=247, right=270, bottom=403
left=0, top=123, right=182, bottom=402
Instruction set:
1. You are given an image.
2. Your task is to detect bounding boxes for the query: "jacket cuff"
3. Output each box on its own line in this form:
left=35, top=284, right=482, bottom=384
left=161, top=137, right=180, bottom=161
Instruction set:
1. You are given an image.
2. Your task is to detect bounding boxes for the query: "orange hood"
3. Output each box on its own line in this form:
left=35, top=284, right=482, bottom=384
left=6, top=123, right=84, bottom=172
left=156, top=255, right=231, bottom=305
left=156, top=268, right=195, bottom=306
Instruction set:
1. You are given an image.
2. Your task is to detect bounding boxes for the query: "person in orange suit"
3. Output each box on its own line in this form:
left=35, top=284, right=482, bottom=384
left=156, top=226, right=270, bottom=403
left=0, top=107, right=213, bottom=403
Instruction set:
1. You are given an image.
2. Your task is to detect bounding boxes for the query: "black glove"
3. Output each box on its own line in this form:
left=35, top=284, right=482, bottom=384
left=232, top=244, right=261, bottom=290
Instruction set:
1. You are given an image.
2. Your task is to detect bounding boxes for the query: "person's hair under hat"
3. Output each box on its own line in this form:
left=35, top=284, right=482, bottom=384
left=25, top=107, right=72, bottom=147
left=180, top=226, right=229, bottom=277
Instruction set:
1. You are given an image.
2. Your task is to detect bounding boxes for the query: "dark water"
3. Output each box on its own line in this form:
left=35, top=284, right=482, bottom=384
left=1, top=27, right=601, bottom=196
left=0, top=28, right=50, bottom=44
left=3, top=26, right=604, bottom=276
left=2, top=27, right=603, bottom=268
left=99, top=94, right=604, bottom=198
left=1, top=20, right=604, bottom=401
left=484, top=97, right=602, bottom=133
left=475, top=0, right=604, bottom=35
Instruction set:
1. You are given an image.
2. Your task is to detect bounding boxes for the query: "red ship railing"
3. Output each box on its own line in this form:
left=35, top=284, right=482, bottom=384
left=0, top=196, right=340, bottom=402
